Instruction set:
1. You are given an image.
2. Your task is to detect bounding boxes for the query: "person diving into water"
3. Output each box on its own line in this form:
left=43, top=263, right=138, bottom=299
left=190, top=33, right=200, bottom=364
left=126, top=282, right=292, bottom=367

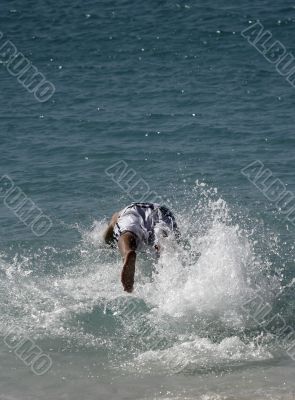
left=103, top=202, right=180, bottom=293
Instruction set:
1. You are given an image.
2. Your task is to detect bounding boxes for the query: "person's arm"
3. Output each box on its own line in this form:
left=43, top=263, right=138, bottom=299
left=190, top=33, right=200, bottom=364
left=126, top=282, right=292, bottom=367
left=118, top=232, right=137, bottom=293
left=103, top=212, right=119, bottom=245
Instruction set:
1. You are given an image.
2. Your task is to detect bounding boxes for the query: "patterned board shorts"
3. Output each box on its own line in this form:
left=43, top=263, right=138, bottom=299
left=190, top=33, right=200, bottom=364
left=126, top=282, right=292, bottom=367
left=113, top=203, right=178, bottom=248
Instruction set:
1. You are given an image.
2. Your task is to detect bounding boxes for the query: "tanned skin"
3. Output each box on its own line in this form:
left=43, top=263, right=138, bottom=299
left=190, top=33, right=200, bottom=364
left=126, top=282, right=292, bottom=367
left=103, top=213, right=137, bottom=293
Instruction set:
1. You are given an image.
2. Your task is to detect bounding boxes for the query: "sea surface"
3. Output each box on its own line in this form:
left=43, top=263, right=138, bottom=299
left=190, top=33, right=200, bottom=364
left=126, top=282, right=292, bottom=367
left=0, top=0, right=294, bottom=399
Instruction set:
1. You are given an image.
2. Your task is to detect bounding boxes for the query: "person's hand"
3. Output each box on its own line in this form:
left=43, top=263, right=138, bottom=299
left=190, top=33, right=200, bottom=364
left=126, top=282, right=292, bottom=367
left=123, top=282, right=133, bottom=293
left=121, top=271, right=134, bottom=292
left=154, top=244, right=161, bottom=253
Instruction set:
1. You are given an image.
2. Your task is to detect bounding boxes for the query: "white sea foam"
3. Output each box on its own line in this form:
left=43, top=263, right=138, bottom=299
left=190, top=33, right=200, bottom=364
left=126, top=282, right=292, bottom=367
left=0, top=185, right=283, bottom=373
left=131, top=335, right=272, bottom=374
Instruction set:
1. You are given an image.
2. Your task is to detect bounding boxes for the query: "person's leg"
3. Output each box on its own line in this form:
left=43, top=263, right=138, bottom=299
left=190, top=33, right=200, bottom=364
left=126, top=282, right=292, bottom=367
left=118, top=232, right=137, bottom=293
left=103, top=212, right=119, bottom=245
left=158, top=206, right=181, bottom=242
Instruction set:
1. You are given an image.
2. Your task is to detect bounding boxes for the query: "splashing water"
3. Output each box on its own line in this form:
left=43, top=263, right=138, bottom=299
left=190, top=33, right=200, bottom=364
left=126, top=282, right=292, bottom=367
left=0, top=183, right=286, bottom=374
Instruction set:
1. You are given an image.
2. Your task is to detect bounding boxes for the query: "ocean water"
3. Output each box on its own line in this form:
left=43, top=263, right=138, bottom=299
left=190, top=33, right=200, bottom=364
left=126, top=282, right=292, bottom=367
left=0, top=0, right=295, bottom=399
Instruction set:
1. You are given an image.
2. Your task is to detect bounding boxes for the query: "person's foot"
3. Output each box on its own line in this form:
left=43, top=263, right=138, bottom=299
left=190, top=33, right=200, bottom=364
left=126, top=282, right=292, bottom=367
left=121, top=251, right=136, bottom=293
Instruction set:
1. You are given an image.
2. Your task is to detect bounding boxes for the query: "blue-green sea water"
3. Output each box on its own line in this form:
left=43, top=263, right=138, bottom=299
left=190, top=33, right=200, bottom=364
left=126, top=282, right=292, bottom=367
left=0, top=0, right=294, bottom=399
